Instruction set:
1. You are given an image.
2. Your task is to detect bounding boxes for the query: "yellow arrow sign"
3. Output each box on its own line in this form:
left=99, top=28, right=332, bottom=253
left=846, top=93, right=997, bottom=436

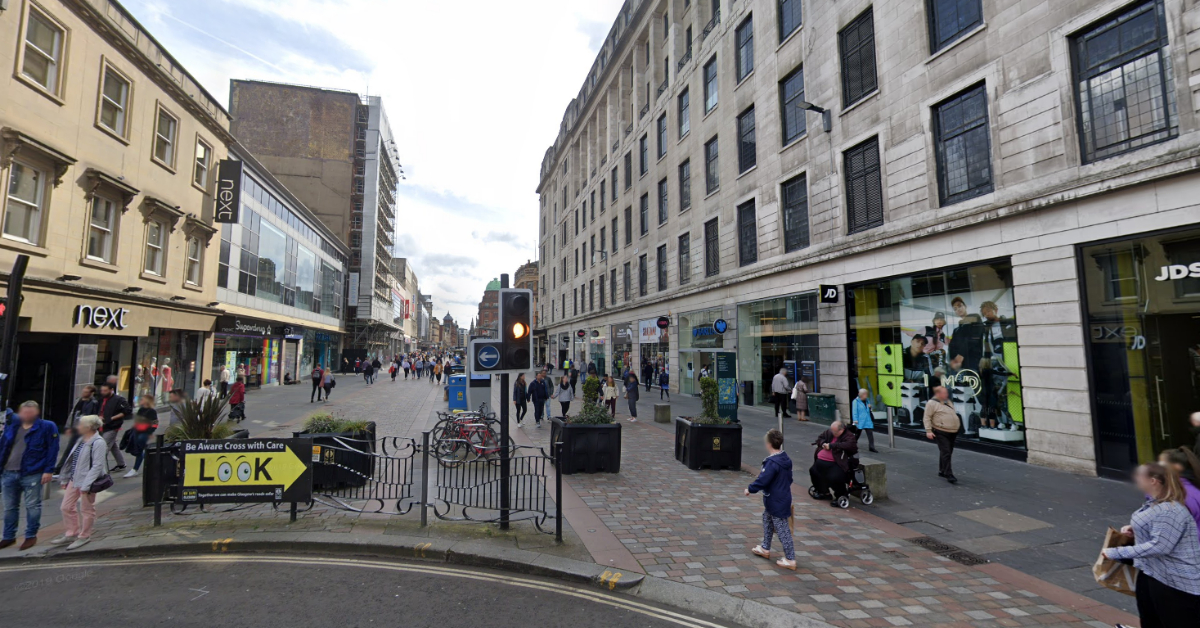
left=183, top=446, right=308, bottom=491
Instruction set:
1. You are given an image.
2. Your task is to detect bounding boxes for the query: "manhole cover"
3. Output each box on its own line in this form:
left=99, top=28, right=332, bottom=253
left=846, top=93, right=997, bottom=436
left=907, top=536, right=989, bottom=566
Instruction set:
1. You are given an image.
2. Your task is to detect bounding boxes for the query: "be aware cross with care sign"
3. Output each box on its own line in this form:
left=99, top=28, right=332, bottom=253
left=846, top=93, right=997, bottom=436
left=179, top=438, right=312, bottom=504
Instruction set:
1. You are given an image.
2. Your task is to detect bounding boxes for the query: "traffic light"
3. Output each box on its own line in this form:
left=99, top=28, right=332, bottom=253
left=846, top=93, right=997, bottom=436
left=498, top=288, right=532, bottom=370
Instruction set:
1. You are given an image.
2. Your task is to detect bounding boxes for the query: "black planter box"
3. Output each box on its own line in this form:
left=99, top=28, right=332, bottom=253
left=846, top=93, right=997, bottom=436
left=674, top=417, right=742, bottom=470
left=550, top=418, right=621, bottom=474
left=294, top=421, right=376, bottom=489
left=141, top=442, right=181, bottom=507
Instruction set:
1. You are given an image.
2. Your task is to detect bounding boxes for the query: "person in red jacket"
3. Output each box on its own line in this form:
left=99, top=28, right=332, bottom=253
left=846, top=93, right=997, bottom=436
left=228, top=377, right=246, bottom=422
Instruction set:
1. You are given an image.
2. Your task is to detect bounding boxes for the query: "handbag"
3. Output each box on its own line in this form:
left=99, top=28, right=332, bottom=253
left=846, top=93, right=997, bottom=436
left=85, top=441, right=114, bottom=495
left=1092, top=527, right=1138, bottom=597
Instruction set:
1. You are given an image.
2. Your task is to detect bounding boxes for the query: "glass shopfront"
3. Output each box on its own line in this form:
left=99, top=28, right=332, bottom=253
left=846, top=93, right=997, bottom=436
left=638, top=319, right=670, bottom=381
left=679, top=308, right=727, bottom=395
left=1080, top=227, right=1200, bottom=477
left=134, top=328, right=202, bottom=404
left=611, top=323, right=634, bottom=377
left=737, top=293, right=819, bottom=405
left=848, top=260, right=1026, bottom=452
left=588, top=327, right=607, bottom=376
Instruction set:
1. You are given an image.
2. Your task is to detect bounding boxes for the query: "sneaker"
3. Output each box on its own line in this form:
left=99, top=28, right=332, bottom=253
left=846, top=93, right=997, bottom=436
left=776, top=558, right=797, bottom=571
left=111, top=465, right=127, bottom=472
left=66, top=538, right=90, bottom=550
left=536, top=422, right=543, bottom=429
left=123, top=469, right=140, bottom=479
left=751, top=545, right=771, bottom=559
left=49, top=535, right=75, bottom=545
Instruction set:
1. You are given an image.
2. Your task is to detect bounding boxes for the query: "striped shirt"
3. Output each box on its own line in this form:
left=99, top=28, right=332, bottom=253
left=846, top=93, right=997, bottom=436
left=1106, top=499, right=1200, bottom=595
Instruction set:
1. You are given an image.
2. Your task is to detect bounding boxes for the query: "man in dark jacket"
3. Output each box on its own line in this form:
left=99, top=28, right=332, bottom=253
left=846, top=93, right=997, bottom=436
left=809, top=420, right=858, bottom=502
left=746, top=428, right=795, bottom=570
left=527, top=371, right=551, bottom=427
left=569, top=364, right=579, bottom=395
left=0, top=401, right=59, bottom=550
left=98, top=383, right=130, bottom=471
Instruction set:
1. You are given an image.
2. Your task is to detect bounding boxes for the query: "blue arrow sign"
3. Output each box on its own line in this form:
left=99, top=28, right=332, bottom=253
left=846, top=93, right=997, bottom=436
left=477, top=345, right=500, bottom=369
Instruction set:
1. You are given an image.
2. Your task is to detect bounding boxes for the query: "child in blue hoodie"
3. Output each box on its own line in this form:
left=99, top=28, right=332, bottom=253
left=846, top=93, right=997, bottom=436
left=745, top=428, right=796, bottom=570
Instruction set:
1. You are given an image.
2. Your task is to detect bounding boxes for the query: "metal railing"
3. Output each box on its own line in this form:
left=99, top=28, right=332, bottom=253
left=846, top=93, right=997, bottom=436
left=639, top=103, right=650, bottom=118
left=677, top=49, right=692, bottom=71
left=656, top=78, right=669, bottom=98
left=701, top=9, right=721, bottom=41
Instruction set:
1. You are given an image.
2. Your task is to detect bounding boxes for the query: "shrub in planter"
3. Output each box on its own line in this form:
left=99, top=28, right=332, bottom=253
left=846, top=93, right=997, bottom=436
left=675, top=376, right=742, bottom=470
left=295, top=412, right=376, bottom=489
left=551, top=375, right=621, bottom=474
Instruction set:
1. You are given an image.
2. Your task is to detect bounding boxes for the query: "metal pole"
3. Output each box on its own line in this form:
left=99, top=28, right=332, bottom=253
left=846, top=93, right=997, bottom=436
left=420, top=430, right=430, bottom=527
left=0, top=255, right=29, bottom=409
left=555, top=442, right=563, bottom=544
left=152, top=434, right=164, bottom=526
left=499, top=273, right=510, bottom=531
left=289, top=501, right=297, bottom=522
left=887, top=406, right=895, bottom=449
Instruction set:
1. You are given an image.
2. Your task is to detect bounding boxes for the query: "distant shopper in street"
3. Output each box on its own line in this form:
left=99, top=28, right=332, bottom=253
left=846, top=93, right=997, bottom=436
left=658, top=369, right=670, bottom=400
left=219, top=365, right=231, bottom=397
left=389, top=360, right=398, bottom=382
left=1159, top=447, right=1200, bottom=541
left=623, top=373, right=640, bottom=421
left=809, top=420, right=857, bottom=504
left=0, top=401, right=58, bottom=550
left=851, top=389, right=878, bottom=453
left=402, top=359, right=411, bottom=379
left=603, top=375, right=619, bottom=418
left=771, top=368, right=792, bottom=419
left=642, top=361, right=653, bottom=393
left=569, top=364, right=579, bottom=395
left=746, top=428, right=795, bottom=571
left=98, top=383, right=130, bottom=472
left=923, top=386, right=961, bottom=483
left=513, top=374, right=528, bottom=425
left=372, top=358, right=383, bottom=382
left=322, top=369, right=335, bottom=401
left=165, top=389, right=186, bottom=427
left=362, top=360, right=374, bottom=385
left=791, top=378, right=809, bottom=422
left=51, top=414, right=105, bottom=551
left=311, top=365, right=326, bottom=402
left=552, top=375, right=575, bottom=418
left=528, top=371, right=550, bottom=427
left=229, top=377, right=247, bottom=421
left=1105, top=463, right=1200, bottom=627
left=341, top=357, right=349, bottom=375
left=56, top=385, right=100, bottom=474
left=124, top=395, right=159, bottom=478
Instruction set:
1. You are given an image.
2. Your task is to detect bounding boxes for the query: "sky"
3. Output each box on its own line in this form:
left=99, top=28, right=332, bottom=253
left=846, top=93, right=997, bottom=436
left=121, top=0, right=624, bottom=324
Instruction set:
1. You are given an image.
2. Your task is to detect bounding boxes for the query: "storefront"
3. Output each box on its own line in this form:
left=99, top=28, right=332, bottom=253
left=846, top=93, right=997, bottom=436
left=611, top=323, right=634, bottom=377
left=737, top=293, right=819, bottom=405
left=679, top=307, right=728, bottom=395
left=638, top=318, right=670, bottom=380
left=847, top=260, right=1027, bottom=457
left=588, top=327, right=607, bottom=376
left=1079, top=226, right=1200, bottom=477
left=301, top=329, right=340, bottom=375
left=212, top=315, right=293, bottom=389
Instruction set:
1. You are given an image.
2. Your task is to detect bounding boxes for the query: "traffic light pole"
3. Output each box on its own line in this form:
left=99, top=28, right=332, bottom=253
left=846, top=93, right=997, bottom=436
left=0, top=255, right=29, bottom=410
left=499, top=274, right=510, bottom=530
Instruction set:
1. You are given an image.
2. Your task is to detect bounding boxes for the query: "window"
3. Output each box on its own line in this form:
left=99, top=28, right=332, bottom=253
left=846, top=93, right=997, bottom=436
left=657, top=113, right=668, bottom=159
left=86, top=195, right=117, bottom=263
left=599, top=275, right=605, bottom=307
left=4, top=162, right=45, bottom=244
left=639, top=135, right=649, bottom=175
left=657, top=244, right=668, bottom=292
left=600, top=184, right=606, bottom=212
left=611, top=217, right=618, bottom=251
left=153, top=105, right=179, bottom=168
left=934, top=83, right=993, bottom=205
left=779, top=0, right=802, bottom=42
left=623, top=262, right=631, bottom=301
left=735, top=16, right=754, bottom=82
left=590, top=192, right=595, bottom=220
left=657, top=178, right=668, bottom=224
left=194, top=139, right=213, bottom=189
left=928, top=0, right=983, bottom=53
left=638, top=254, right=648, bottom=296
left=144, top=221, right=167, bottom=276
left=1072, top=0, right=1177, bottom=163
left=781, top=173, right=810, bottom=252
left=624, top=206, right=632, bottom=244
left=737, top=200, right=758, bottom=266
left=185, top=236, right=202, bottom=285
left=590, top=235, right=596, bottom=265
left=678, top=233, right=691, bottom=284
left=97, top=65, right=130, bottom=137
left=589, top=280, right=594, bottom=310
left=20, top=5, right=65, bottom=95
left=737, top=107, right=756, bottom=173
left=639, top=194, right=649, bottom=235
left=678, top=88, right=691, bottom=138
left=611, top=268, right=618, bottom=305
left=574, top=248, right=579, bottom=275
left=600, top=227, right=606, bottom=254
left=839, top=9, right=878, bottom=107
left=844, top=137, right=884, bottom=234
left=575, top=209, right=579, bottom=235
left=704, top=218, right=719, bottom=277
left=678, top=160, right=692, bottom=211
left=703, top=56, right=718, bottom=112
left=704, top=136, right=719, bottom=193
left=780, top=67, right=807, bottom=145
left=573, top=288, right=578, bottom=315
left=624, top=152, right=633, bottom=189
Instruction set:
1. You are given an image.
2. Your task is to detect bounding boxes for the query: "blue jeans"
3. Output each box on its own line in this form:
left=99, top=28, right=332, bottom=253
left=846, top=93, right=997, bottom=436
left=2, top=471, right=43, bottom=540
left=132, top=431, right=151, bottom=470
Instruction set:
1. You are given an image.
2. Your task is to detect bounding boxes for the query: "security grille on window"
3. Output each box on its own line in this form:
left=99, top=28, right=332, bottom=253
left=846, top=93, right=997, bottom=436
left=678, top=89, right=691, bottom=138
left=703, top=56, right=718, bottom=112
left=934, top=83, right=993, bottom=205
left=639, top=134, right=649, bottom=174
left=778, top=0, right=801, bottom=42
left=844, top=137, right=884, bottom=234
left=737, top=107, right=756, bottom=173
left=657, top=178, right=668, bottom=224
left=781, top=173, right=810, bottom=253
left=657, top=244, right=668, bottom=292
left=640, top=194, right=649, bottom=235
left=735, top=16, right=754, bottom=82
left=625, top=206, right=632, bottom=244
left=704, top=218, right=719, bottom=277
left=657, top=114, right=668, bottom=159
left=678, top=233, right=691, bottom=284
left=638, top=254, right=648, bottom=296
left=679, top=160, right=692, bottom=211
left=1072, top=0, right=1177, bottom=163
left=927, top=0, right=983, bottom=53
left=737, top=200, right=757, bottom=266
left=780, top=67, right=806, bottom=145
left=839, top=8, right=878, bottom=107
left=704, top=136, right=719, bottom=193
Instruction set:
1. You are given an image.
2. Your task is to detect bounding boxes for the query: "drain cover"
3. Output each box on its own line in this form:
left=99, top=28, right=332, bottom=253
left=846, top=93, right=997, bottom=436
left=907, top=535, right=989, bottom=566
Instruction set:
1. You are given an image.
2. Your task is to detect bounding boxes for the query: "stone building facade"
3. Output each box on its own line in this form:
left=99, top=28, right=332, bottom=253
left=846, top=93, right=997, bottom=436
left=536, top=0, right=1200, bottom=476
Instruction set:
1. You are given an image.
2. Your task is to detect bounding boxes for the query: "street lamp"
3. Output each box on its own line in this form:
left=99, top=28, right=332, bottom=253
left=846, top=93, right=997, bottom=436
left=797, top=100, right=832, bottom=133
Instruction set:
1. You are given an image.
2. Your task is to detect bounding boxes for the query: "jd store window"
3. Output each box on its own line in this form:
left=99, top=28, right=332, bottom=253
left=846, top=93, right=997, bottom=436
left=847, top=260, right=1026, bottom=453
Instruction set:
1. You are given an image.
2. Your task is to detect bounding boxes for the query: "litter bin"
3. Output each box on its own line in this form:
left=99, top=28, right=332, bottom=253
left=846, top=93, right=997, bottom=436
left=741, top=380, right=754, bottom=406
left=447, top=374, right=467, bottom=411
left=807, top=393, right=837, bottom=423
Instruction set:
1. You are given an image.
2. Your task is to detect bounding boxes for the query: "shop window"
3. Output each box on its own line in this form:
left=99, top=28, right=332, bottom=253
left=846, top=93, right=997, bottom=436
left=844, top=136, right=884, bottom=234
left=1164, top=237, right=1200, bottom=299
left=782, top=173, right=809, bottom=252
left=839, top=8, right=877, bottom=107
left=737, top=200, right=757, bottom=266
left=4, top=161, right=47, bottom=245
left=927, top=0, right=983, bottom=53
left=737, top=293, right=818, bottom=404
left=1093, top=250, right=1141, bottom=303
left=934, top=83, right=993, bottom=205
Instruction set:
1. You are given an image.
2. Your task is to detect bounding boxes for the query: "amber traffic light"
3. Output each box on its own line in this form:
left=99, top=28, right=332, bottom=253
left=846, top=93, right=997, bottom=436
left=499, top=289, right=532, bottom=370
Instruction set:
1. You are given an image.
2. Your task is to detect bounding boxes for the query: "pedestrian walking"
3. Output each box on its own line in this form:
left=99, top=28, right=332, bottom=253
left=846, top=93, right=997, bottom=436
left=0, top=401, right=59, bottom=550
left=97, top=382, right=130, bottom=472
left=528, top=371, right=549, bottom=428
left=746, top=428, right=796, bottom=571
left=1105, top=463, right=1200, bottom=627
left=659, top=368, right=670, bottom=400
left=851, top=389, right=878, bottom=453
left=56, top=385, right=100, bottom=475
left=1159, top=447, right=1200, bottom=540
left=362, top=360, right=374, bottom=385
left=513, top=374, right=528, bottom=425
left=165, top=389, right=186, bottom=427
left=322, top=369, right=336, bottom=401
left=569, top=364, right=579, bottom=396
left=623, top=373, right=640, bottom=421
left=771, top=367, right=792, bottom=419
left=402, top=359, right=410, bottom=379
left=123, top=395, right=159, bottom=478
left=414, top=359, right=424, bottom=381
left=354, top=358, right=362, bottom=374
left=791, top=378, right=809, bottom=422
left=218, top=365, right=231, bottom=397
left=389, top=360, right=398, bottom=382
left=341, top=357, right=350, bottom=375
left=311, top=364, right=325, bottom=402
left=195, top=380, right=215, bottom=408
left=372, top=358, right=383, bottom=384
left=603, top=375, right=619, bottom=418
left=808, top=420, right=857, bottom=504
left=923, top=386, right=961, bottom=483
left=552, top=375, right=575, bottom=418
left=229, top=377, right=247, bottom=422
left=643, top=361, right=653, bottom=393
left=50, top=414, right=107, bottom=550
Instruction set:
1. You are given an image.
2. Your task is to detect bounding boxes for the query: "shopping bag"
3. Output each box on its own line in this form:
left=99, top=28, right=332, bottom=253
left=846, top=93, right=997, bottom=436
left=1092, top=527, right=1138, bottom=597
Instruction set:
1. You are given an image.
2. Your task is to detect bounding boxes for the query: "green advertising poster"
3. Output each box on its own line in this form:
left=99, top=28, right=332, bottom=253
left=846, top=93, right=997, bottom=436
left=715, top=351, right=738, bottom=422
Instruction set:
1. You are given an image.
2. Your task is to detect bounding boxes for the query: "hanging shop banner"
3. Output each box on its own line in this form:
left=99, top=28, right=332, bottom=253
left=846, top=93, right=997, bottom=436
left=715, top=351, right=738, bottom=423
left=179, top=438, right=312, bottom=504
left=215, top=160, right=243, bottom=223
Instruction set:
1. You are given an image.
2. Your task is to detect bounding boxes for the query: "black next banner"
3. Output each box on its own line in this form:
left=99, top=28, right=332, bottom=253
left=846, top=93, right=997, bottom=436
left=215, top=159, right=243, bottom=223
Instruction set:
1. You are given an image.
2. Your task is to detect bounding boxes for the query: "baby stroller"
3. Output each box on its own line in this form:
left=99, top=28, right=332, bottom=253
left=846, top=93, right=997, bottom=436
left=228, top=402, right=246, bottom=423
left=807, top=425, right=875, bottom=509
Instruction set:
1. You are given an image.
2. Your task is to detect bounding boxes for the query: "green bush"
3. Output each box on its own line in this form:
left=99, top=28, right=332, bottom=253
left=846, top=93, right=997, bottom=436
left=692, top=376, right=733, bottom=425
left=164, top=395, right=238, bottom=442
left=303, top=413, right=370, bottom=435
left=566, top=375, right=614, bottom=425
left=582, top=374, right=601, bottom=404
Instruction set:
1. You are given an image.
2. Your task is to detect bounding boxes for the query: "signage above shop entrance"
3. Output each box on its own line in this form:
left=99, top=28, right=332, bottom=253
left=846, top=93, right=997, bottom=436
left=73, top=304, right=130, bottom=330
left=1153, top=264, right=1200, bottom=281
left=820, top=285, right=839, bottom=304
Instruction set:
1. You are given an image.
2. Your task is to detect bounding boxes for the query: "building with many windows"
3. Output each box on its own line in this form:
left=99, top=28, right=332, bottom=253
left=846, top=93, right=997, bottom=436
left=473, top=278, right=501, bottom=338
left=537, top=0, right=1200, bottom=477
left=0, top=0, right=232, bottom=422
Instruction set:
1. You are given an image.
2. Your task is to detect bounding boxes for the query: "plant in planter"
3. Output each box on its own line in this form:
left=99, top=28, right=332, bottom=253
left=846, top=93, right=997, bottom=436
left=675, top=376, right=742, bottom=470
left=295, top=411, right=376, bottom=489
left=551, top=375, right=621, bottom=474
left=146, top=396, right=244, bottom=506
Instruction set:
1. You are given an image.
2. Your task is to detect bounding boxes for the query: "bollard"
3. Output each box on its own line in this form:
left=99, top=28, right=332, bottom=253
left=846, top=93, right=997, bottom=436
left=152, top=434, right=164, bottom=527
left=653, top=403, right=671, bottom=424
left=420, top=430, right=430, bottom=527
left=289, top=501, right=297, bottom=523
